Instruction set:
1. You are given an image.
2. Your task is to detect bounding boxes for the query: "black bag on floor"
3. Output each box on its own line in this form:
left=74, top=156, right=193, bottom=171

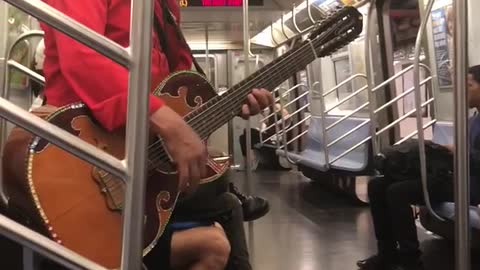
left=374, top=139, right=454, bottom=182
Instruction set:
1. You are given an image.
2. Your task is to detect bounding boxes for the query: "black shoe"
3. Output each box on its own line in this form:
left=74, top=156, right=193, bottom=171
left=357, top=255, right=398, bottom=270
left=391, top=262, right=424, bottom=270
left=229, top=183, right=270, bottom=221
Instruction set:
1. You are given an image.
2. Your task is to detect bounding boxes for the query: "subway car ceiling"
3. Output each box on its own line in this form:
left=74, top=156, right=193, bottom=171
left=180, top=0, right=421, bottom=51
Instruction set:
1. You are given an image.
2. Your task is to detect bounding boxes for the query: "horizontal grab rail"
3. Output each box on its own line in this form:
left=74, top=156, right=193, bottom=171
left=324, top=85, right=368, bottom=113
left=326, top=101, right=369, bottom=131
left=394, top=119, right=437, bottom=146
left=371, top=64, right=432, bottom=93
left=278, top=129, right=309, bottom=149
left=0, top=97, right=126, bottom=179
left=261, top=115, right=312, bottom=144
left=0, top=214, right=108, bottom=270
left=260, top=91, right=309, bottom=122
left=376, top=98, right=434, bottom=136
left=374, top=77, right=432, bottom=114
left=329, top=136, right=371, bottom=164
left=327, top=119, right=370, bottom=148
left=4, top=0, right=131, bottom=68
left=282, top=115, right=311, bottom=135
left=8, top=60, right=45, bottom=85
left=323, top=74, right=367, bottom=97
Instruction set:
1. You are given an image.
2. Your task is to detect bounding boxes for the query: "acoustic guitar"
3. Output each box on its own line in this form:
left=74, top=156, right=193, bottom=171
left=5, top=6, right=363, bottom=269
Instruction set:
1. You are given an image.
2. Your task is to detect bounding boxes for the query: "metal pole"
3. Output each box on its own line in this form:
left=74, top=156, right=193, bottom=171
left=0, top=97, right=125, bottom=178
left=365, top=0, right=378, bottom=156
left=7, top=60, right=45, bottom=84
left=243, top=0, right=252, bottom=190
left=453, top=0, right=471, bottom=269
left=0, top=214, right=107, bottom=270
left=205, top=24, right=210, bottom=81
left=243, top=0, right=256, bottom=251
left=119, top=0, right=153, bottom=268
left=0, top=2, right=8, bottom=90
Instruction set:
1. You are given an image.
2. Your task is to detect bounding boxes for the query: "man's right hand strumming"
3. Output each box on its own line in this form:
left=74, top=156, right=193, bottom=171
left=150, top=106, right=207, bottom=194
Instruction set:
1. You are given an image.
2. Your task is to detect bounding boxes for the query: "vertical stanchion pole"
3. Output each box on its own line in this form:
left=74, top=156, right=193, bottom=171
left=453, top=0, right=470, bottom=270
left=365, top=0, right=378, bottom=156
left=243, top=0, right=252, bottom=193
left=205, top=24, right=210, bottom=81
left=242, top=0, right=255, bottom=258
left=120, top=0, right=154, bottom=268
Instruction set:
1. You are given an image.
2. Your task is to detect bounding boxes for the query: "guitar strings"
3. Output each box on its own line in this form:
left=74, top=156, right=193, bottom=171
left=177, top=8, right=356, bottom=128
left=105, top=23, right=351, bottom=196
left=144, top=25, right=352, bottom=177
left=110, top=21, right=348, bottom=197
left=145, top=21, right=351, bottom=167
left=104, top=16, right=356, bottom=195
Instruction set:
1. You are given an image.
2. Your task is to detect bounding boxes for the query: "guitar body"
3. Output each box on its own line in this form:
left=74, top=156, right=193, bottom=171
left=4, top=71, right=229, bottom=269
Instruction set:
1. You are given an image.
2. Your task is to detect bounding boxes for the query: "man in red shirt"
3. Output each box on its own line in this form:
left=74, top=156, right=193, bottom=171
left=37, top=0, right=273, bottom=269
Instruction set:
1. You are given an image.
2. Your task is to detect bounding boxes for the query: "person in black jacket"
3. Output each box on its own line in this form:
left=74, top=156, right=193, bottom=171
left=357, top=65, right=480, bottom=270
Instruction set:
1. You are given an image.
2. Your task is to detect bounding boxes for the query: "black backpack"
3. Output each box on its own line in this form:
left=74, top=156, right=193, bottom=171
left=374, top=139, right=454, bottom=183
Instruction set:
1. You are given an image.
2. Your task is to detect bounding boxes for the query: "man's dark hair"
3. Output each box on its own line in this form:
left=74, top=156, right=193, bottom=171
left=469, top=65, right=480, bottom=84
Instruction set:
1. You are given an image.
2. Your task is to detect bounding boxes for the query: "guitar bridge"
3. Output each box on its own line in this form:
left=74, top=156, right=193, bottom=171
left=92, top=167, right=124, bottom=212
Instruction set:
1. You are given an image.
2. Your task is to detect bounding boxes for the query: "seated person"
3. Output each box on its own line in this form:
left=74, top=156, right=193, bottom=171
left=357, top=65, right=480, bottom=270
left=239, top=103, right=293, bottom=170
left=3, top=0, right=274, bottom=269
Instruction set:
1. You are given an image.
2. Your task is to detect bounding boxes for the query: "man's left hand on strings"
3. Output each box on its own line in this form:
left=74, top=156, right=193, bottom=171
left=240, top=88, right=274, bottom=119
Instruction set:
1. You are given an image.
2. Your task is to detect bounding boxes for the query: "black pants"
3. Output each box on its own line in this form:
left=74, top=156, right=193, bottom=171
left=368, top=176, right=456, bottom=263
left=172, top=170, right=252, bottom=270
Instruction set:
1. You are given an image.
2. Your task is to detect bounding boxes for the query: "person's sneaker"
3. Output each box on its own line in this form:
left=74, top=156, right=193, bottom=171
left=229, top=183, right=270, bottom=221
left=357, top=255, right=398, bottom=270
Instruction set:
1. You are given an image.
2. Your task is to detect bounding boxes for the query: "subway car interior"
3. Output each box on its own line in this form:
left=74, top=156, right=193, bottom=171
left=0, top=0, right=478, bottom=269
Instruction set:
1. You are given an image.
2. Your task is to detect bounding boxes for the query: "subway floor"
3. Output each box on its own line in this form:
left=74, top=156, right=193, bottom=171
left=230, top=170, right=480, bottom=270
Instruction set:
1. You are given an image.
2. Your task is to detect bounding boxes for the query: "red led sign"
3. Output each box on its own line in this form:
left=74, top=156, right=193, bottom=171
left=179, top=0, right=263, bottom=7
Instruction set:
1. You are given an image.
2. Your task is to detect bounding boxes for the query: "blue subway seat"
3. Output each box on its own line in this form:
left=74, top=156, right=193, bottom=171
left=432, top=121, right=454, bottom=145
left=431, top=203, right=480, bottom=229
left=276, top=115, right=371, bottom=172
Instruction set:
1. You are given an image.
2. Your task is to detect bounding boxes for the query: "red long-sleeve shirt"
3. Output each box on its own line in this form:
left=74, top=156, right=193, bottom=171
left=40, top=0, right=193, bottom=131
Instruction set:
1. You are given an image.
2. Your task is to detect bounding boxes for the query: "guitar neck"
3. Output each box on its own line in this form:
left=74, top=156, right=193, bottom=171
left=184, top=6, right=363, bottom=139
left=185, top=42, right=316, bottom=140
left=145, top=6, right=362, bottom=170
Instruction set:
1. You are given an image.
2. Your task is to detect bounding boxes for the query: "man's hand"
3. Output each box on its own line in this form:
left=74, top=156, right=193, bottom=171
left=150, top=106, right=206, bottom=194
left=444, top=144, right=455, bottom=153
left=240, top=88, right=274, bottom=119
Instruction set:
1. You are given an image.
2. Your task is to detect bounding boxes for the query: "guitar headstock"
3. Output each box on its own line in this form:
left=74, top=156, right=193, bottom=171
left=308, top=6, right=363, bottom=40
left=306, top=6, right=363, bottom=57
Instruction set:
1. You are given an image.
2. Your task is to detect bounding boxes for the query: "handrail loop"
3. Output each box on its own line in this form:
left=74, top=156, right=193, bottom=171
left=413, top=0, right=445, bottom=221
left=280, top=13, right=292, bottom=40
left=292, top=4, right=303, bottom=33
left=270, top=22, right=280, bottom=46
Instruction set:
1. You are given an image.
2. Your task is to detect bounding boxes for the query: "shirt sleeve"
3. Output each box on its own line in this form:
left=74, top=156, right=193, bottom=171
left=48, top=0, right=164, bottom=131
